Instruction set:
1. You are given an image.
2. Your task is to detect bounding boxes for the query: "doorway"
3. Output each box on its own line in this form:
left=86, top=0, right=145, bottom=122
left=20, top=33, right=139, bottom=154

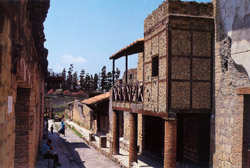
left=243, top=95, right=250, bottom=167
left=14, top=88, right=30, bottom=167
left=144, top=115, right=164, bottom=160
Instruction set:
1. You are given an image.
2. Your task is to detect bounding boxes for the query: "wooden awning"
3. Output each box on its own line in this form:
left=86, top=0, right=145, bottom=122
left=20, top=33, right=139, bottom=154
left=109, top=39, right=144, bottom=60
left=82, top=92, right=110, bottom=105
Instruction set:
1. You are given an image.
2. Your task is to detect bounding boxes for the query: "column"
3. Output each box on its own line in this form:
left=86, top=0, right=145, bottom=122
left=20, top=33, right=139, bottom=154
left=164, top=118, right=177, bottom=168
left=129, top=112, right=138, bottom=167
left=112, top=110, right=119, bottom=155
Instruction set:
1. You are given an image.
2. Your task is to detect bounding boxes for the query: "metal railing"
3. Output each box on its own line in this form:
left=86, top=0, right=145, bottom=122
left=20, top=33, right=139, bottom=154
left=112, top=82, right=143, bottom=103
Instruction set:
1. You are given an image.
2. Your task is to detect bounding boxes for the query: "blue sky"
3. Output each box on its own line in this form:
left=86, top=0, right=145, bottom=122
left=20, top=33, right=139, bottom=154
left=44, top=0, right=211, bottom=76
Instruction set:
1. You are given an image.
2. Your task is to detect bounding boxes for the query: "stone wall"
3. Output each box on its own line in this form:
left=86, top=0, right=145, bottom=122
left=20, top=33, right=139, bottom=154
left=0, top=1, right=49, bottom=167
left=144, top=0, right=213, bottom=113
left=212, top=0, right=250, bottom=167
left=169, top=17, right=213, bottom=111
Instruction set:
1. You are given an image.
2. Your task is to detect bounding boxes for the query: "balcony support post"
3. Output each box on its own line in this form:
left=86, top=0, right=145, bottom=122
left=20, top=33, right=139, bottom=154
left=112, top=110, right=120, bottom=155
left=129, top=112, right=138, bottom=167
left=113, top=59, right=115, bottom=85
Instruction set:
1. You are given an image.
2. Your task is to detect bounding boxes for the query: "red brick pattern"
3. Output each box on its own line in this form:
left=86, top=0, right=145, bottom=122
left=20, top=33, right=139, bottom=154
left=164, top=119, right=177, bottom=168
left=129, top=113, right=137, bottom=166
left=14, top=88, right=30, bottom=168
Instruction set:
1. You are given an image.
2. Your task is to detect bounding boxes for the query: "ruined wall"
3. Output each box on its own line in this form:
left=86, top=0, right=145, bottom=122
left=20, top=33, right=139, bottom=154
left=212, top=0, right=250, bottom=167
left=0, top=1, right=49, bottom=167
left=0, top=15, right=16, bottom=168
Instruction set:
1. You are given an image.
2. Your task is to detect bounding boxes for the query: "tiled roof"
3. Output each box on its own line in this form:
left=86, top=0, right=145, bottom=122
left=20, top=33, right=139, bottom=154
left=109, top=39, right=144, bottom=60
left=82, top=92, right=110, bottom=105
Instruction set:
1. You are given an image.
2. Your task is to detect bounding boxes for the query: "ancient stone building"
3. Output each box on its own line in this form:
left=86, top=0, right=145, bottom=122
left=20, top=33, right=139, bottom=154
left=71, top=93, right=110, bottom=134
left=110, top=1, right=213, bottom=167
left=212, top=0, right=250, bottom=167
left=0, top=1, right=49, bottom=167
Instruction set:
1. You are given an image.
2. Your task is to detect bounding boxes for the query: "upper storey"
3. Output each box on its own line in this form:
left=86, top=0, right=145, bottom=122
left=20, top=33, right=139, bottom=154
left=144, top=0, right=213, bottom=34
left=143, top=0, right=214, bottom=114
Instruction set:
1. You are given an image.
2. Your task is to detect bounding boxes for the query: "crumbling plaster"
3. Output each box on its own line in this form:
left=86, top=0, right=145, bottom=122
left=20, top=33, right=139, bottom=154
left=219, top=0, right=250, bottom=77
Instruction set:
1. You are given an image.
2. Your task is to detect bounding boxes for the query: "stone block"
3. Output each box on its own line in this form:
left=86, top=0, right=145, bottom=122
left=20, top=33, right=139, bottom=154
left=171, top=81, right=190, bottom=109
left=171, top=30, right=191, bottom=56
left=159, top=31, right=167, bottom=57
left=172, top=57, right=190, bottom=80
left=193, top=31, right=211, bottom=57
left=152, top=35, right=159, bottom=56
left=159, top=57, right=167, bottom=80
left=151, top=79, right=158, bottom=112
left=144, top=40, right=151, bottom=63
left=144, top=84, right=152, bottom=111
left=159, top=82, right=167, bottom=112
left=144, top=63, right=152, bottom=83
left=192, top=58, right=211, bottom=80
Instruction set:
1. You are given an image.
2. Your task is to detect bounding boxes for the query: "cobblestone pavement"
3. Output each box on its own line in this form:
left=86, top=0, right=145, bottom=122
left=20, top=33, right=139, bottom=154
left=53, top=120, right=120, bottom=168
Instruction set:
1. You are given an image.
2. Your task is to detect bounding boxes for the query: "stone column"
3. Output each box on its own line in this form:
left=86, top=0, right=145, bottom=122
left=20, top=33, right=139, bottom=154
left=129, top=112, right=138, bottom=167
left=112, top=110, right=119, bottom=155
left=164, top=118, right=177, bottom=168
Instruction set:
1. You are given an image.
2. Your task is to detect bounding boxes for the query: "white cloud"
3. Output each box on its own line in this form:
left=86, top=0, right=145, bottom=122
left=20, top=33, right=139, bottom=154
left=54, top=63, right=64, bottom=72
left=62, top=55, right=87, bottom=64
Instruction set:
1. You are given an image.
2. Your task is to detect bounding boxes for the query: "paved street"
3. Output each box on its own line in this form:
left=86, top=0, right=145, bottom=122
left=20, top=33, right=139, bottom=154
left=36, top=120, right=120, bottom=168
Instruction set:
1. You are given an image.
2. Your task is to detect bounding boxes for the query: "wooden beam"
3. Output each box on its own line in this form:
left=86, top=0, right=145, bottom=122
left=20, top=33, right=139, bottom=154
left=237, top=87, right=250, bottom=95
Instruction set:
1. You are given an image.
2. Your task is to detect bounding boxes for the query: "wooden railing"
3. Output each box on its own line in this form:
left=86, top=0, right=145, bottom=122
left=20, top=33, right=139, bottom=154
left=112, top=82, right=143, bottom=103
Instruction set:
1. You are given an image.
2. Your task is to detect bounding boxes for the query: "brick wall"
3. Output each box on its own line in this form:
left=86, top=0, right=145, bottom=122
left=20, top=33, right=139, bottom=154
left=0, top=15, right=16, bottom=168
left=143, top=1, right=213, bottom=113
left=212, top=0, right=250, bottom=167
left=14, top=88, right=30, bottom=168
left=0, top=1, right=48, bottom=167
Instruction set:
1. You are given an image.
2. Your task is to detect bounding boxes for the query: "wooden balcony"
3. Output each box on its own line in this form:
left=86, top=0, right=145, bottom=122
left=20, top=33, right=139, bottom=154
left=112, top=82, right=143, bottom=103
left=112, top=82, right=143, bottom=111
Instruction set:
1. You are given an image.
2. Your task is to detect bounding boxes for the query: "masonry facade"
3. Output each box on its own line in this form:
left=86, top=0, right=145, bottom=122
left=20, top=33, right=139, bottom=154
left=212, top=0, right=250, bottom=167
left=110, top=1, right=214, bottom=167
left=0, top=1, right=49, bottom=167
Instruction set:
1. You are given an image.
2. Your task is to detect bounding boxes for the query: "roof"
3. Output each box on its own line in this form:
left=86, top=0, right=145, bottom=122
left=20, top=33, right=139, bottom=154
left=109, top=39, right=144, bottom=60
left=82, top=92, right=110, bottom=105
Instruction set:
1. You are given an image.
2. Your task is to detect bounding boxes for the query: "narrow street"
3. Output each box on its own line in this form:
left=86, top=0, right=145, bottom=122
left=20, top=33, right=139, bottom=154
left=36, top=120, right=120, bottom=168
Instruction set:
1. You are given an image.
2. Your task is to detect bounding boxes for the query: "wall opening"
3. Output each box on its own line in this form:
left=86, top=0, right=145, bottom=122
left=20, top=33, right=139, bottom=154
left=177, top=114, right=210, bottom=167
left=119, top=111, right=124, bottom=137
left=152, top=56, right=159, bottom=77
left=144, top=115, right=164, bottom=160
left=243, top=95, right=250, bottom=167
left=14, top=88, right=30, bottom=167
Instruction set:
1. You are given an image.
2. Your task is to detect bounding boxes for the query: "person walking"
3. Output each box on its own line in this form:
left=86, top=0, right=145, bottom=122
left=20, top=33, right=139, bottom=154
left=50, top=125, right=54, bottom=135
left=58, top=121, right=66, bottom=136
left=40, top=139, right=62, bottom=167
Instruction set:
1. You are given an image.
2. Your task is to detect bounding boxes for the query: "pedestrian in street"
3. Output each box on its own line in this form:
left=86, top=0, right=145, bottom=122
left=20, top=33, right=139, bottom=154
left=40, top=139, right=62, bottom=167
left=50, top=125, right=54, bottom=135
left=58, top=121, right=66, bottom=136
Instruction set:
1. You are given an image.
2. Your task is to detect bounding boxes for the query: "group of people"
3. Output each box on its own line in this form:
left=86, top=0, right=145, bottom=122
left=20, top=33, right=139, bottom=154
left=41, top=116, right=66, bottom=167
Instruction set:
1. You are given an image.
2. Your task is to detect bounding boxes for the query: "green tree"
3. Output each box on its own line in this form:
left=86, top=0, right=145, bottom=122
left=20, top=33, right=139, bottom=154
left=72, top=71, right=78, bottom=91
left=67, top=64, right=73, bottom=90
left=100, top=66, right=107, bottom=91
left=61, top=68, right=67, bottom=90
left=85, top=73, right=91, bottom=91
left=90, top=74, right=94, bottom=91
left=107, top=71, right=112, bottom=91
left=93, top=73, right=99, bottom=91
left=79, top=69, right=85, bottom=90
